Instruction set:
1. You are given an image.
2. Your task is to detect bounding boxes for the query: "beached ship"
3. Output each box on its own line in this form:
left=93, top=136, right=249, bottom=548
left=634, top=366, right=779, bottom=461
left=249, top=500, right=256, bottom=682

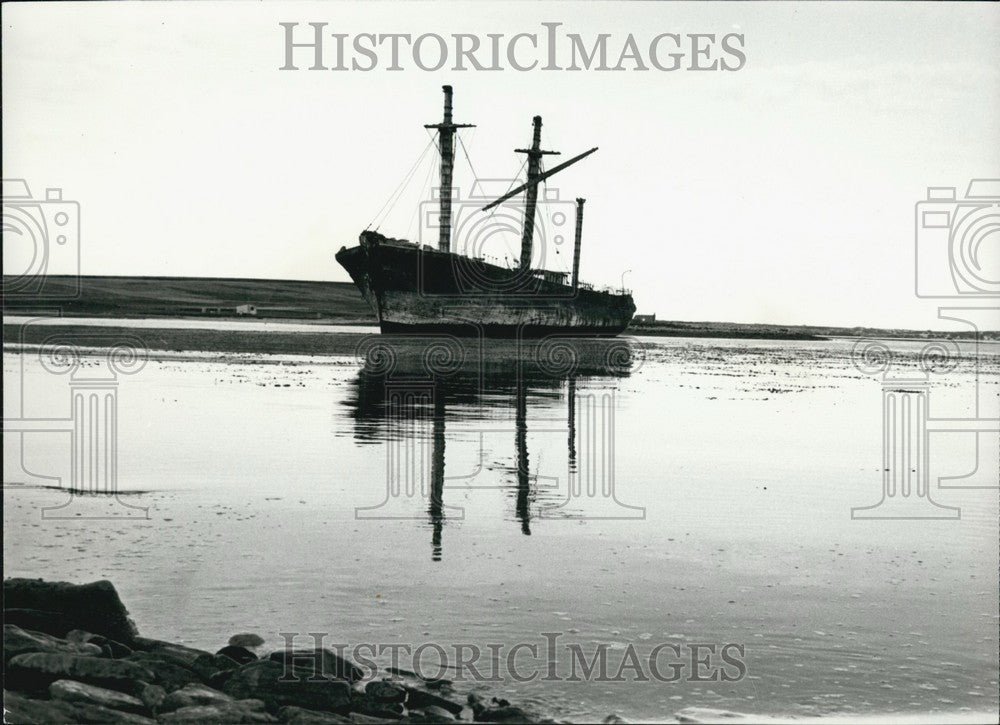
left=336, top=86, right=635, bottom=336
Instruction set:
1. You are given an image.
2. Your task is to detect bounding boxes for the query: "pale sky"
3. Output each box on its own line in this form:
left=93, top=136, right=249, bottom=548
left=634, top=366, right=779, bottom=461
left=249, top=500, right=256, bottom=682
left=3, top=1, right=999, bottom=329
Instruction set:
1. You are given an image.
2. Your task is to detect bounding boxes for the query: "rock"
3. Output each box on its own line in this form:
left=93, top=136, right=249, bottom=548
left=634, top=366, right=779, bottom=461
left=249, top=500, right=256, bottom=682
left=208, top=666, right=239, bottom=690
left=190, top=652, right=242, bottom=680
left=131, top=638, right=214, bottom=666
left=404, top=688, right=463, bottom=717
left=467, top=693, right=487, bottom=717
left=268, top=648, right=363, bottom=683
left=365, top=680, right=406, bottom=704
left=160, top=682, right=235, bottom=712
left=158, top=701, right=275, bottom=723
left=349, top=694, right=404, bottom=719
left=418, top=705, right=456, bottom=722
left=674, top=708, right=754, bottom=724
left=387, top=667, right=451, bottom=689
left=222, top=660, right=352, bottom=713
left=348, top=714, right=397, bottom=725
left=66, top=629, right=134, bottom=658
left=3, top=690, right=83, bottom=724
left=5, top=609, right=90, bottom=640
left=4, top=625, right=103, bottom=663
left=279, top=706, right=353, bottom=724
left=218, top=645, right=258, bottom=664
left=3, top=689, right=156, bottom=725
left=473, top=706, right=534, bottom=723
left=49, top=679, right=148, bottom=715
left=124, top=652, right=203, bottom=691
left=3, top=579, right=139, bottom=645
left=135, top=683, right=167, bottom=711
left=6, top=652, right=155, bottom=693
left=229, top=633, right=266, bottom=649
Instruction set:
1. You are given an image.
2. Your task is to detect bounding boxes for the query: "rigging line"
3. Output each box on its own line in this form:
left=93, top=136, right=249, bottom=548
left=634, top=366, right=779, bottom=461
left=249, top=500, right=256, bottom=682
left=486, top=156, right=528, bottom=221
left=492, top=155, right=530, bottom=267
left=375, top=137, right=436, bottom=232
left=365, top=136, right=436, bottom=231
left=456, top=131, right=480, bottom=183
left=407, top=142, right=439, bottom=242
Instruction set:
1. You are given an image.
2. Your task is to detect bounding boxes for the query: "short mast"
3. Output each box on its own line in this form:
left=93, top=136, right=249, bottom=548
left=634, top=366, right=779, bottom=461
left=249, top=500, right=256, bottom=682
left=424, top=85, right=474, bottom=254
left=572, top=198, right=585, bottom=292
left=515, top=116, right=560, bottom=270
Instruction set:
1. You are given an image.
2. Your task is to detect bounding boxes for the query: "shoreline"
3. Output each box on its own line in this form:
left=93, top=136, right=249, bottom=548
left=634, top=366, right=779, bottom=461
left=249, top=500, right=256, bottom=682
left=4, top=320, right=995, bottom=360
left=3, top=578, right=994, bottom=725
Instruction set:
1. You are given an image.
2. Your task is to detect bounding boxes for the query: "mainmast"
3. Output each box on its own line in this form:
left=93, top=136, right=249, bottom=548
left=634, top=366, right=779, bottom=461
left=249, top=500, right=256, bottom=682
left=572, top=198, right=585, bottom=292
left=424, top=85, right=474, bottom=254
left=515, top=116, right=560, bottom=270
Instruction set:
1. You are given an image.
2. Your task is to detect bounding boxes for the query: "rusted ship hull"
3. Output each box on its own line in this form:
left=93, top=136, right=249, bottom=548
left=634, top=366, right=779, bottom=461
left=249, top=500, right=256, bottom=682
left=336, top=233, right=635, bottom=337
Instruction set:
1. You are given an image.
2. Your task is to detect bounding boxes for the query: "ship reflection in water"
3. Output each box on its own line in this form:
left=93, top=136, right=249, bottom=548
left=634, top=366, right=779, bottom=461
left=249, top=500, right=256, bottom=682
left=344, top=335, right=645, bottom=561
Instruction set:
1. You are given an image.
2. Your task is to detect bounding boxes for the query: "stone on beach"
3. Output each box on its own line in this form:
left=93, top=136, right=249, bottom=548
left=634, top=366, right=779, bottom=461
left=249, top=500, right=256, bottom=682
left=48, top=678, right=148, bottom=715
left=160, top=681, right=236, bottom=712
left=229, top=633, right=266, bottom=649
left=190, top=651, right=243, bottom=680
left=130, top=637, right=215, bottom=666
left=66, top=629, right=135, bottom=658
left=404, top=686, right=464, bottom=717
left=472, top=704, right=536, bottom=723
left=6, top=652, right=155, bottom=693
left=4, top=625, right=103, bottom=663
left=158, top=700, right=276, bottom=723
left=348, top=693, right=405, bottom=719
left=4, top=689, right=156, bottom=725
left=5, top=609, right=92, bottom=641
left=417, top=704, right=458, bottom=722
left=674, top=707, right=757, bottom=723
left=135, top=682, right=168, bottom=711
left=278, top=705, right=353, bottom=724
left=387, top=666, right=452, bottom=690
left=3, top=579, right=139, bottom=645
left=364, top=679, right=406, bottom=704
left=346, top=714, right=398, bottom=724
left=124, top=652, right=204, bottom=691
left=3, top=579, right=548, bottom=724
left=217, top=644, right=260, bottom=664
left=268, top=648, right=364, bottom=683
left=222, top=659, right=352, bottom=713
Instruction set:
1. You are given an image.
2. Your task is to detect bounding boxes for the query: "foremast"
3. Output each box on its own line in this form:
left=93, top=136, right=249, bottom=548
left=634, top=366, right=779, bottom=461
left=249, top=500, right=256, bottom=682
left=424, top=85, right=474, bottom=254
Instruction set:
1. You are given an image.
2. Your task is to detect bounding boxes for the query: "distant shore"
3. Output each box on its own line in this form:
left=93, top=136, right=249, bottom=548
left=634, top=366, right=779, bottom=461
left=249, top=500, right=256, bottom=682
left=3, top=275, right=996, bottom=343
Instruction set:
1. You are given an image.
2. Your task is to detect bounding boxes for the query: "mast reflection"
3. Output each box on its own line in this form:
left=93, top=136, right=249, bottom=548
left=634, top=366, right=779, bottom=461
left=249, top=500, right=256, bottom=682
left=345, top=336, right=640, bottom=560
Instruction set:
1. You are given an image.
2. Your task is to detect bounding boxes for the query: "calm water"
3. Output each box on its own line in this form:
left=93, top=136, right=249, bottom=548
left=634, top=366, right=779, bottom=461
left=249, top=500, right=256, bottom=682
left=4, top=332, right=998, bottom=722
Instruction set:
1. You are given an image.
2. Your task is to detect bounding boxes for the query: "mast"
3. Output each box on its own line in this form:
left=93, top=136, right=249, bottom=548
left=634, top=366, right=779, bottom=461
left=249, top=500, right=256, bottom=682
left=514, top=378, right=531, bottom=535
left=424, top=85, right=474, bottom=254
left=515, top=116, right=560, bottom=270
left=572, top=198, right=585, bottom=292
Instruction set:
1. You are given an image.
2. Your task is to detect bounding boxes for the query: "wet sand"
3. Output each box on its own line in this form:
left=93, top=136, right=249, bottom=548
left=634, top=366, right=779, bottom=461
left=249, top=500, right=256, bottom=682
left=4, top=323, right=998, bottom=723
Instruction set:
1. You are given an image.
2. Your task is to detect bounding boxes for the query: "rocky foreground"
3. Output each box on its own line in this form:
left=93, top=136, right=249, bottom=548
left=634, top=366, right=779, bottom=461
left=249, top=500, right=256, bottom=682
left=3, top=578, right=758, bottom=725
left=2, top=578, right=549, bottom=725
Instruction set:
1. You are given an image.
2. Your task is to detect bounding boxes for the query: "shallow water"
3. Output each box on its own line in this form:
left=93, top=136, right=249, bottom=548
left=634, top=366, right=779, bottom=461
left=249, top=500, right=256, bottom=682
left=4, top=333, right=998, bottom=722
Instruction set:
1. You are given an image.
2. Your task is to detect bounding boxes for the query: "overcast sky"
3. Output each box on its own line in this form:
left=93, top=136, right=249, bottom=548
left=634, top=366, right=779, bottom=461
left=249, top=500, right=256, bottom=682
left=3, top=1, right=998, bottom=329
